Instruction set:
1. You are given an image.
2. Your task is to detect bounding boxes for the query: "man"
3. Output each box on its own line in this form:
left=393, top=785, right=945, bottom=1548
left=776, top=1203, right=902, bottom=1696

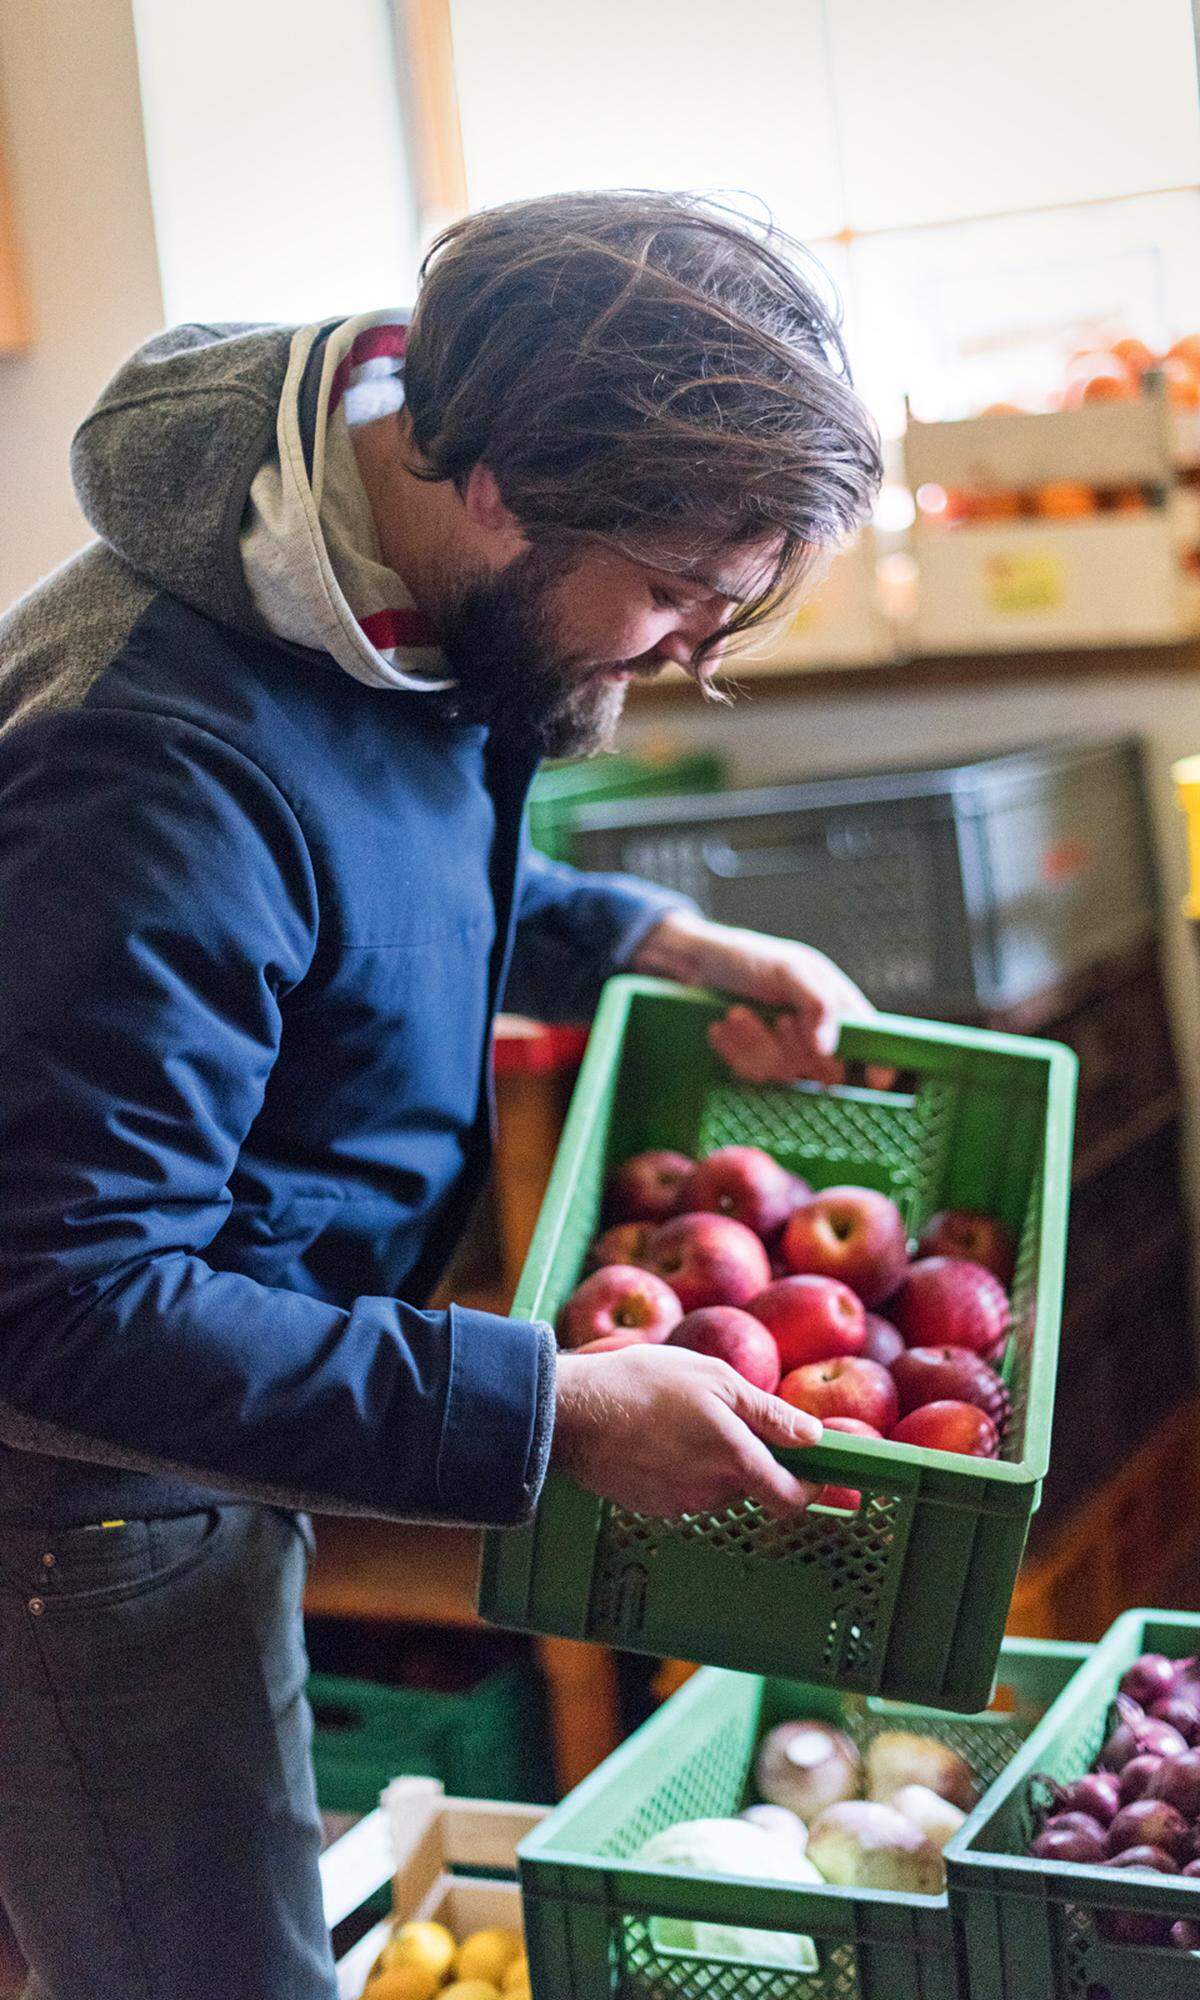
left=0, top=192, right=881, bottom=1997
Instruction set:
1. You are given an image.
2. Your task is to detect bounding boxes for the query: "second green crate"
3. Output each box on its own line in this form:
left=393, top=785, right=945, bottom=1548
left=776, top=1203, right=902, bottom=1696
left=480, top=976, right=1076, bottom=1710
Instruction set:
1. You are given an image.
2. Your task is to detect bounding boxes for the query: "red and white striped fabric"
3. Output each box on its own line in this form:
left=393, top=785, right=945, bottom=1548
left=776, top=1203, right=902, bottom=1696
left=242, top=310, right=453, bottom=694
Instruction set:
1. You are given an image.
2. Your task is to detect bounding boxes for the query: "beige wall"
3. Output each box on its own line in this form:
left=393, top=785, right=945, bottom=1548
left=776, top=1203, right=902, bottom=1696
left=0, top=0, right=163, bottom=606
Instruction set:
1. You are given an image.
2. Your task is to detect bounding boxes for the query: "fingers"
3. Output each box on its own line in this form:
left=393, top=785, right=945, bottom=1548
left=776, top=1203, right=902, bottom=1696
left=737, top=1439, right=820, bottom=1519
left=708, top=1006, right=844, bottom=1087
left=723, top=1373, right=823, bottom=1451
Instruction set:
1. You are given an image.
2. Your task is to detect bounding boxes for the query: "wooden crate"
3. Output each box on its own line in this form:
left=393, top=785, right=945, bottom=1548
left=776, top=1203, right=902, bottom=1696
left=324, top=1777, right=546, bottom=1999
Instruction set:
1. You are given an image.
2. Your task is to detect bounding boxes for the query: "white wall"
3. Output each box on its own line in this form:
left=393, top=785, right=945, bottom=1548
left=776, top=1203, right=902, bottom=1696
left=0, top=0, right=165, bottom=605
left=131, top=0, right=419, bottom=326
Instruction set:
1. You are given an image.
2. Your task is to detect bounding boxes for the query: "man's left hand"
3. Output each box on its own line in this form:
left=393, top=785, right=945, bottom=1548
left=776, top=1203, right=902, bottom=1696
left=630, top=909, right=874, bottom=1085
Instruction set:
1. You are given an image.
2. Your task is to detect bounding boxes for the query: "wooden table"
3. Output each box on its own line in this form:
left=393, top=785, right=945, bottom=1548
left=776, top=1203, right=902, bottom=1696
left=304, top=1514, right=621, bottom=1796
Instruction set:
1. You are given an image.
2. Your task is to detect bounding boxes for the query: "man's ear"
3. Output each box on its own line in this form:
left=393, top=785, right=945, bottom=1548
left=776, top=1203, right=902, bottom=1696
left=461, top=462, right=521, bottom=539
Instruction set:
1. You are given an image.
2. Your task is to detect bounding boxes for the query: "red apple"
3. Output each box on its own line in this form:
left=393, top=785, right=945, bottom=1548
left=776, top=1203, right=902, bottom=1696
left=586, top=1221, right=654, bottom=1270
left=573, top=1329, right=655, bottom=1355
left=889, top=1258, right=1011, bottom=1359
left=778, top=1355, right=899, bottom=1433
left=747, top=1275, right=865, bottom=1372
left=645, top=1212, right=772, bottom=1312
left=814, top=1415, right=882, bottom=1511
left=780, top=1186, right=909, bottom=1307
left=680, top=1146, right=804, bottom=1240
left=889, top=1400, right=1000, bottom=1458
left=606, top=1148, right=693, bottom=1223
left=668, top=1305, right=781, bottom=1393
left=891, top=1345, right=1010, bottom=1431
left=558, top=1265, right=683, bottom=1350
left=917, top=1209, right=1015, bottom=1285
left=861, top=1313, right=905, bottom=1369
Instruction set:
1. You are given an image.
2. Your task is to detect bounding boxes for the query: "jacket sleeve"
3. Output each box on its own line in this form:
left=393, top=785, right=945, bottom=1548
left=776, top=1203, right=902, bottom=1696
left=0, top=709, right=555, bottom=1525
left=501, top=837, right=699, bottom=1022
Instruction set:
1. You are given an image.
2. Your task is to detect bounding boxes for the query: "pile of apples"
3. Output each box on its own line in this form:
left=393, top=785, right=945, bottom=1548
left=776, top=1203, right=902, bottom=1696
left=1025, top=1649, right=1200, bottom=1950
left=559, top=1143, right=1016, bottom=1493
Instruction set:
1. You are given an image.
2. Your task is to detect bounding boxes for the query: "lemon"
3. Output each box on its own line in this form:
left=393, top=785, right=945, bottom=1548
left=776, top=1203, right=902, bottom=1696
left=504, top=1983, right=531, bottom=2000
left=442, top=1985, right=502, bottom=2000
left=381, top=1922, right=458, bottom=1981
left=363, top=1967, right=441, bottom=2000
left=455, top=1929, right=523, bottom=1985
left=501, top=1957, right=530, bottom=1993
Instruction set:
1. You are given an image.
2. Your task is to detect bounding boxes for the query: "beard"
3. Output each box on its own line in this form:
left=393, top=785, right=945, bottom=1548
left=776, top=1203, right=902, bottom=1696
left=429, top=542, right=631, bottom=759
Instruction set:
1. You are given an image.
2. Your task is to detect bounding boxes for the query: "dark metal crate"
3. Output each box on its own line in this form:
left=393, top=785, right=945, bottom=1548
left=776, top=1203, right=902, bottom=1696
left=573, top=737, right=1157, bottom=1018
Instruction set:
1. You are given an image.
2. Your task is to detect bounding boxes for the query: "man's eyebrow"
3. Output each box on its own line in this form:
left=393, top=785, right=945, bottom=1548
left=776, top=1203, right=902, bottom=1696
left=651, top=565, right=754, bottom=605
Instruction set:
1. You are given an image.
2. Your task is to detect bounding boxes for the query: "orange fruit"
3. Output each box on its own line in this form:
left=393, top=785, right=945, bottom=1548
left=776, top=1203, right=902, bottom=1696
left=1111, top=336, right=1158, bottom=379
left=1162, top=356, right=1200, bottom=409
left=1031, top=481, right=1097, bottom=519
left=971, top=490, right=1024, bottom=522
left=1059, top=355, right=1136, bottom=408
left=1167, top=335, right=1200, bottom=374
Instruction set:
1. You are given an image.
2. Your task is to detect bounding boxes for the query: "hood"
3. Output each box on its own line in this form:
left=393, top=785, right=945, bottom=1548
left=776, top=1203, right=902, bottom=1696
left=70, top=317, right=453, bottom=694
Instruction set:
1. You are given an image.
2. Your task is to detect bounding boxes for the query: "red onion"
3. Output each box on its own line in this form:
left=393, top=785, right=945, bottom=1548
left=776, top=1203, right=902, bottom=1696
left=1042, top=1811, right=1109, bottom=1845
left=1118, top=1754, right=1164, bottom=1805
left=1107, top=1798, right=1191, bottom=1861
left=1047, top=1772, right=1120, bottom=1825
left=1100, top=1696, right=1187, bottom=1771
left=1184, top=1858, right=1200, bottom=1879
left=1098, top=1909, right=1172, bottom=1945
left=1173, top=1918, right=1200, bottom=1950
left=1120, top=1654, right=1182, bottom=1708
left=1151, top=1695, right=1200, bottom=1744
left=1149, top=1748, right=1200, bottom=1820
left=1029, top=1824, right=1108, bottom=1864
left=1109, top=1844, right=1179, bottom=1871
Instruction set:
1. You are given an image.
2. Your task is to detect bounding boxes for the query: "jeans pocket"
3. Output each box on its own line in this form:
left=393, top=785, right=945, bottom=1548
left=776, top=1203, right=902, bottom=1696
left=31, top=1509, right=224, bottom=1613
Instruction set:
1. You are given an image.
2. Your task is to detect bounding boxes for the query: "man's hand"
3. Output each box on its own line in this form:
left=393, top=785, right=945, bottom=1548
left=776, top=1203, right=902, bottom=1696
left=551, top=1343, right=822, bottom=1519
left=632, top=909, right=873, bottom=1085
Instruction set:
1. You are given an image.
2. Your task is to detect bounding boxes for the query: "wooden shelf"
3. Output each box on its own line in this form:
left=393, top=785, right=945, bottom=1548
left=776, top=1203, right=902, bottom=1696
left=305, top=1516, right=483, bottom=1627
left=630, top=636, right=1200, bottom=707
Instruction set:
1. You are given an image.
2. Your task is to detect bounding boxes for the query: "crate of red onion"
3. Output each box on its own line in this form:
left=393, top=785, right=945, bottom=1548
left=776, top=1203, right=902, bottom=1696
left=479, top=977, right=1076, bottom=1711
left=946, top=1610, right=1200, bottom=1996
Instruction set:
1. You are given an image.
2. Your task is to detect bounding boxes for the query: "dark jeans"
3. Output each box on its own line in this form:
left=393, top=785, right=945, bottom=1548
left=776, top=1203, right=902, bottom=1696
left=0, top=1504, right=337, bottom=2000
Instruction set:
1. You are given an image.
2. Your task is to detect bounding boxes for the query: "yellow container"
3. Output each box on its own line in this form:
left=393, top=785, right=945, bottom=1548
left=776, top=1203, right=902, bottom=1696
left=1172, top=753, right=1200, bottom=917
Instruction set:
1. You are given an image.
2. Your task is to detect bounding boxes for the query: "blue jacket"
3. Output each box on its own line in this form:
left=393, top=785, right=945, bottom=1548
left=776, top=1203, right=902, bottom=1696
left=0, top=320, right=686, bottom=1527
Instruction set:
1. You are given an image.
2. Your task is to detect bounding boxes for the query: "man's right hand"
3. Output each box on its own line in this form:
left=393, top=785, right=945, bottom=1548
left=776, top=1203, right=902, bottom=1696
left=550, top=1344, right=822, bottom=1519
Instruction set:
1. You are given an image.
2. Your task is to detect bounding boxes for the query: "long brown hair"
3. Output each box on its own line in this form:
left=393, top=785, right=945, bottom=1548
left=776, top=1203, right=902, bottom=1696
left=404, top=190, right=882, bottom=663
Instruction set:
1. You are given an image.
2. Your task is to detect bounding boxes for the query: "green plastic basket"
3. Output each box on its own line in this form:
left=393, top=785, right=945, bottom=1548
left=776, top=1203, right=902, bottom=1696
left=307, top=1664, right=554, bottom=1816
left=947, top=1610, right=1200, bottom=1998
left=479, top=976, right=1076, bottom=1711
left=518, top=1639, right=1087, bottom=2000
left=527, top=751, right=727, bottom=862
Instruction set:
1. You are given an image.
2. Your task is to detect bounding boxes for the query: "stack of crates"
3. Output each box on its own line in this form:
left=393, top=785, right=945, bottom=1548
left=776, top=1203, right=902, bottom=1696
left=465, top=965, right=1078, bottom=1998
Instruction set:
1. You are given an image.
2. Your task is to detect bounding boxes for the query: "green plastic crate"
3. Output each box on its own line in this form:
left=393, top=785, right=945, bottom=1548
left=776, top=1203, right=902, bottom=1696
left=518, top=1639, right=1087, bottom=2000
left=527, top=751, right=727, bottom=862
left=307, top=1664, right=554, bottom=1817
left=948, top=1610, right=1200, bottom=1998
left=479, top=976, right=1076, bottom=1711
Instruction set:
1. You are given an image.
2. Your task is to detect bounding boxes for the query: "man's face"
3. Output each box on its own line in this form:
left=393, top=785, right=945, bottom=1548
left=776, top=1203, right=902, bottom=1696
left=433, top=535, right=783, bottom=757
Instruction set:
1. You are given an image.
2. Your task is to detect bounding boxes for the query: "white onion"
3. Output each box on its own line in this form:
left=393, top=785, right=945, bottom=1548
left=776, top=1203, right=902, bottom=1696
left=755, top=1722, right=862, bottom=1819
left=808, top=1801, right=945, bottom=1894
left=865, top=1731, right=977, bottom=1813
left=889, top=1784, right=967, bottom=1855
